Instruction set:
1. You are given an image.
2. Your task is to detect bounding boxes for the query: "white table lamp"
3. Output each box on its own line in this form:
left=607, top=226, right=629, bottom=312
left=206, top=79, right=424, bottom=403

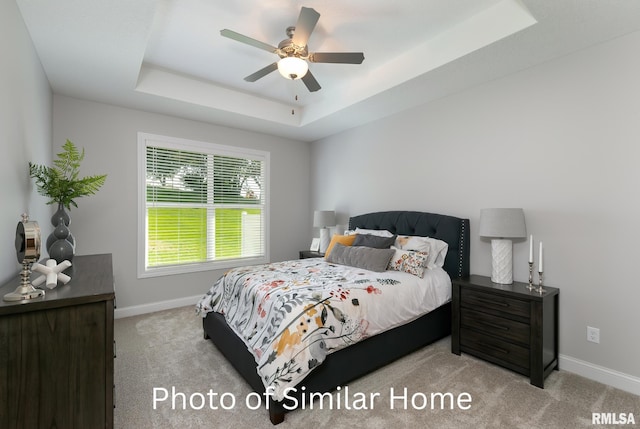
left=313, top=210, right=335, bottom=253
left=479, top=208, right=526, bottom=284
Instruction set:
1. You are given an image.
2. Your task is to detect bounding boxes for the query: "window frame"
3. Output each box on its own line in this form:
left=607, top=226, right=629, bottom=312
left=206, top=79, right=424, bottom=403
left=137, top=132, right=270, bottom=278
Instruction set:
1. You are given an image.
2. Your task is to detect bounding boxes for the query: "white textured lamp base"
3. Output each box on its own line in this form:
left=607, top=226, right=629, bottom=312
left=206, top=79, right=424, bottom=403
left=491, top=239, right=513, bottom=284
left=319, top=228, right=331, bottom=253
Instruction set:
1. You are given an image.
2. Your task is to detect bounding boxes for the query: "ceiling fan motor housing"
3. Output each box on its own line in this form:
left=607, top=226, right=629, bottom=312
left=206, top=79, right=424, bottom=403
left=277, top=27, right=308, bottom=59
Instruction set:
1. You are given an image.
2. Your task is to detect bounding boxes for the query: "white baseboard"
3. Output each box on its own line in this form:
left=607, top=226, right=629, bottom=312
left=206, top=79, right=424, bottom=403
left=559, top=354, right=640, bottom=396
left=114, top=294, right=202, bottom=319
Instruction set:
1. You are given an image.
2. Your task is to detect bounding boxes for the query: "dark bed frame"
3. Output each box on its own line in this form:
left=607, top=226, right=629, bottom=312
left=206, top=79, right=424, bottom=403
left=202, top=211, right=470, bottom=424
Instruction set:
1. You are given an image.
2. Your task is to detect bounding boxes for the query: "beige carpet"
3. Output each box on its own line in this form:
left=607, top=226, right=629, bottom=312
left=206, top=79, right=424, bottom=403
left=114, top=306, right=639, bottom=428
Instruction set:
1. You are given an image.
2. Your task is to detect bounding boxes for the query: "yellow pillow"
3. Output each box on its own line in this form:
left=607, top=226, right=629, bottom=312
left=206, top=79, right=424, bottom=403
left=324, top=234, right=357, bottom=258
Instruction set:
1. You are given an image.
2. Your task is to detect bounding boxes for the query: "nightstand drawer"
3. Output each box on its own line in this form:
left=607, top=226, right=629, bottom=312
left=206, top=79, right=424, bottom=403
left=461, top=308, right=529, bottom=345
left=460, top=328, right=529, bottom=370
left=461, top=289, right=530, bottom=319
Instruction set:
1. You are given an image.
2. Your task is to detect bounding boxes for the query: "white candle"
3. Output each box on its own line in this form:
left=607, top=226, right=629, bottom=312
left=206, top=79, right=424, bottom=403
left=539, top=242, right=543, bottom=273
left=529, top=235, right=533, bottom=263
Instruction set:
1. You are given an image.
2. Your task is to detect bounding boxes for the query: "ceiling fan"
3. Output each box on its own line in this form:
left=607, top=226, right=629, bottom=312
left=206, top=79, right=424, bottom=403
left=220, top=7, right=365, bottom=92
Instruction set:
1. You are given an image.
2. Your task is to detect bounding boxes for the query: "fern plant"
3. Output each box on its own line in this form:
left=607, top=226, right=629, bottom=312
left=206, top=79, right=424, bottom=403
left=29, top=140, right=107, bottom=210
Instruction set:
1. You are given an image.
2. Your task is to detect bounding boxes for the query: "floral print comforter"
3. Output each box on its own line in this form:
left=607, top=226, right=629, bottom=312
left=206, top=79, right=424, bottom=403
left=196, top=258, right=451, bottom=400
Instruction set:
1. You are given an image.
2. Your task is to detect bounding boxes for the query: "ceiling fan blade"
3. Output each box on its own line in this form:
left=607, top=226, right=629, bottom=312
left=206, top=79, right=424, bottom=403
left=301, top=70, right=321, bottom=92
left=292, top=7, right=320, bottom=47
left=244, top=63, right=278, bottom=82
left=220, top=29, right=278, bottom=53
left=309, top=52, right=365, bottom=64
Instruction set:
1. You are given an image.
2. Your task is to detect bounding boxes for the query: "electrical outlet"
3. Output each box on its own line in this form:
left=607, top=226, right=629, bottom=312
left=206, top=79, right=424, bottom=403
left=587, top=326, right=600, bottom=344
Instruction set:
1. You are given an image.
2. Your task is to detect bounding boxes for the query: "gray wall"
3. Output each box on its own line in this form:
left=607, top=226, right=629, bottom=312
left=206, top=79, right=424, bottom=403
left=0, top=0, right=52, bottom=286
left=311, top=31, right=640, bottom=380
left=53, top=95, right=311, bottom=310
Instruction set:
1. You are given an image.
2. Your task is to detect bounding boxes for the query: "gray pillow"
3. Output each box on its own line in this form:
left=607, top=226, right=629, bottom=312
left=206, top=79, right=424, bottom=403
left=326, top=243, right=395, bottom=272
left=352, top=234, right=396, bottom=249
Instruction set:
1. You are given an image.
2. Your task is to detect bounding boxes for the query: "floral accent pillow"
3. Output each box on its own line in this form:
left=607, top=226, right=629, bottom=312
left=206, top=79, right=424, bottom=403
left=394, top=235, right=448, bottom=269
left=387, top=247, right=429, bottom=278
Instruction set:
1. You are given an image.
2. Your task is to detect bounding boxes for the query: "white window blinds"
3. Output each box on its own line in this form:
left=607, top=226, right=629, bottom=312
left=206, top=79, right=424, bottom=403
left=138, top=133, right=269, bottom=277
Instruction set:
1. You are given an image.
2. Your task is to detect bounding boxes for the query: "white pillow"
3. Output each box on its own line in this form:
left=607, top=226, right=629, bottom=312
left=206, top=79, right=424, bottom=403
left=394, top=235, right=448, bottom=269
left=353, top=228, right=395, bottom=237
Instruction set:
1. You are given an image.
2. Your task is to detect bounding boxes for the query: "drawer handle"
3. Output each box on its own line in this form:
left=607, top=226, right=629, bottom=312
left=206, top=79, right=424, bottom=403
left=475, top=297, right=509, bottom=307
left=478, top=342, right=509, bottom=355
left=477, top=320, right=510, bottom=331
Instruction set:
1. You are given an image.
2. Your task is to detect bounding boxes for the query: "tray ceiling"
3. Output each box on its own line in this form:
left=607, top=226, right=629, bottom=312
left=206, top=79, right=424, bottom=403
left=16, top=0, right=640, bottom=141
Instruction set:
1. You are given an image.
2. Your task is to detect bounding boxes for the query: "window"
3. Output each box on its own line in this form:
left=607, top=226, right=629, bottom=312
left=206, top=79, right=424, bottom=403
left=137, top=133, right=269, bottom=277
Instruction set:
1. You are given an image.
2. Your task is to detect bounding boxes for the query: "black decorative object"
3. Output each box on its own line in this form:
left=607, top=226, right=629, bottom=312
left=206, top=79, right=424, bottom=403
left=46, top=203, right=75, bottom=262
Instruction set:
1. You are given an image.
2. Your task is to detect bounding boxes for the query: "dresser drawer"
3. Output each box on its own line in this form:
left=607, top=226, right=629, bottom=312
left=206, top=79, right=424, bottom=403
left=461, top=308, right=530, bottom=345
left=461, top=289, right=530, bottom=319
left=460, top=328, right=530, bottom=370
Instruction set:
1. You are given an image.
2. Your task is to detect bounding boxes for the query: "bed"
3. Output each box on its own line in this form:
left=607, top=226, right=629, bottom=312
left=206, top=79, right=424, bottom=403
left=197, top=210, right=469, bottom=424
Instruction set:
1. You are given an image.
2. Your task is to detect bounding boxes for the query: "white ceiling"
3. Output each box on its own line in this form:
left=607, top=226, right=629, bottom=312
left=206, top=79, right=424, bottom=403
left=16, top=0, right=640, bottom=142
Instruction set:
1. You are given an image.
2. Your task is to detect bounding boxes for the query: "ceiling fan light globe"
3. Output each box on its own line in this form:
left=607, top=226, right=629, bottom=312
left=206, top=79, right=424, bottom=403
left=277, top=57, right=308, bottom=80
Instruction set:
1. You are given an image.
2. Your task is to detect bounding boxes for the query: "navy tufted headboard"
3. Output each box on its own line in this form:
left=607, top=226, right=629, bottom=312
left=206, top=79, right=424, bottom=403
left=348, top=211, right=470, bottom=278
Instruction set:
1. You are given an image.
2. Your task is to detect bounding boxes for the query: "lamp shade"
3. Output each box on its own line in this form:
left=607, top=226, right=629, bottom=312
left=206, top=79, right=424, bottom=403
left=277, top=57, right=309, bottom=80
left=313, top=210, right=335, bottom=228
left=479, top=208, right=526, bottom=238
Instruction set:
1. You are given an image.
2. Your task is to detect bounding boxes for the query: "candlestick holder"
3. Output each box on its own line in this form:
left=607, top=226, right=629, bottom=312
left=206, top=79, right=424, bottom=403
left=527, top=262, right=536, bottom=291
left=537, top=270, right=546, bottom=294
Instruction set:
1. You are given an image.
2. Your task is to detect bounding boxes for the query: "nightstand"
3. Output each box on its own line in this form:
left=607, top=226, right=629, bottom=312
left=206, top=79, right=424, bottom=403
left=299, top=250, right=324, bottom=259
left=451, top=274, right=559, bottom=388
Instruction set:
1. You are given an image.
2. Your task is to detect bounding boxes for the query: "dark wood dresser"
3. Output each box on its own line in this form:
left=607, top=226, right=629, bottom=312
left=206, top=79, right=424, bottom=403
left=451, top=274, right=559, bottom=388
left=0, top=254, right=115, bottom=429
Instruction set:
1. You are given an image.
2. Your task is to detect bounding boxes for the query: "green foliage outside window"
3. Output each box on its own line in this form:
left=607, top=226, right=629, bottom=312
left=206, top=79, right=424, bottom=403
left=145, top=147, right=264, bottom=267
left=146, top=207, right=261, bottom=266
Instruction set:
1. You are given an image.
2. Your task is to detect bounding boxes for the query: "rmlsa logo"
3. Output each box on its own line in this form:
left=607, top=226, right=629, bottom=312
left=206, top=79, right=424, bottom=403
left=592, top=412, right=636, bottom=425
